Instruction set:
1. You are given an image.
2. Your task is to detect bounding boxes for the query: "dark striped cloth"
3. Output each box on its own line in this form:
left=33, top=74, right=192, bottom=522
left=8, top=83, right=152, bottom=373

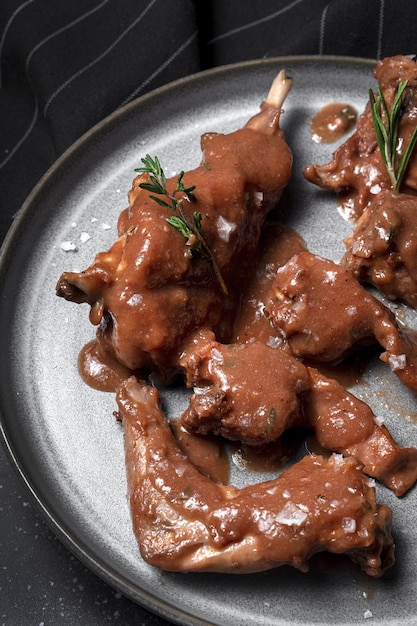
left=1, top=0, right=416, bottom=241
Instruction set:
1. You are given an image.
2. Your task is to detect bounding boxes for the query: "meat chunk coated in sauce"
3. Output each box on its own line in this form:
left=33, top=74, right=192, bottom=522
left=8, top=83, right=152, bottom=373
left=179, top=338, right=417, bottom=496
left=342, top=189, right=417, bottom=308
left=305, top=368, right=417, bottom=496
left=117, top=376, right=394, bottom=577
left=267, top=250, right=417, bottom=393
left=304, top=55, right=417, bottom=308
left=180, top=339, right=311, bottom=445
left=304, top=55, right=417, bottom=221
left=56, top=71, right=293, bottom=382
left=231, top=222, right=307, bottom=345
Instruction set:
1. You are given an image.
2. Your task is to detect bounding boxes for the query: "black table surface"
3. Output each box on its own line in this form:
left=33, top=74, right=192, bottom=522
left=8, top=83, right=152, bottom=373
left=1, top=1, right=416, bottom=624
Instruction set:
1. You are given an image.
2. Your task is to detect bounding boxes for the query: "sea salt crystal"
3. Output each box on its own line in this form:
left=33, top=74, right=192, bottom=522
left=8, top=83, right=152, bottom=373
left=324, top=270, right=337, bottom=284
left=387, top=353, right=407, bottom=371
left=346, top=305, right=357, bottom=316
left=127, top=294, right=142, bottom=306
left=216, top=215, right=236, bottom=242
left=60, top=241, right=77, bottom=252
left=80, top=231, right=90, bottom=243
left=266, top=336, right=282, bottom=348
left=275, top=502, right=308, bottom=527
left=332, top=454, right=344, bottom=467
left=342, top=517, right=356, bottom=533
left=364, top=609, right=373, bottom=619
left=253, top=191, right=264, bottom=205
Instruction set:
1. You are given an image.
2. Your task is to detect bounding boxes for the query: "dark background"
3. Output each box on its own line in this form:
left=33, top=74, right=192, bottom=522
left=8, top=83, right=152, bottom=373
left=1, top=1, right=416, bottom=624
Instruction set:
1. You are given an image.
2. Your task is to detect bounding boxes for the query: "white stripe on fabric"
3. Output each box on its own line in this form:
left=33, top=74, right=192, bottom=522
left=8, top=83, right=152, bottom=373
left=376, top=0, right=385, bottom=60
left=0, top=0, right=158, bottom=171
left=208, top=0, right=307, bottom=44
left=25, top=0, right=110, bottom=77
left=118, top=30, right=198, bottom=108
left=43, top=0, right=158, bottom=116
left=0, top=0, right=111, bottom=170
left=318, top=2, right=330, bottom=55
left=0, top=0, right=37, bottom=89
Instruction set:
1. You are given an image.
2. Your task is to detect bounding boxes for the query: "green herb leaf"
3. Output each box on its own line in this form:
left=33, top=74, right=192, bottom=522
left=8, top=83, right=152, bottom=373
left=193, top=211, right=202, bottom=231
left=149, top=195, right=172, bottom=209
left=139, top=181, right=165, bottom=194
left=166, top=216, right=193, bottom=239
left=369, top=79, right=417, bottom=192
left=396, top=125, right=417, bottom=190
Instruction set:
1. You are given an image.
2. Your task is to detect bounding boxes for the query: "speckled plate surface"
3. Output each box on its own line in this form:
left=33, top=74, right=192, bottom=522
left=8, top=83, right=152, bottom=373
left=1, top=56, right=417, bottom=626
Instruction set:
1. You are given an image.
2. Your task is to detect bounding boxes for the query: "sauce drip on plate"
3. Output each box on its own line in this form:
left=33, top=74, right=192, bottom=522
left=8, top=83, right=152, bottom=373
left=310, top=103, right=357, bottom=143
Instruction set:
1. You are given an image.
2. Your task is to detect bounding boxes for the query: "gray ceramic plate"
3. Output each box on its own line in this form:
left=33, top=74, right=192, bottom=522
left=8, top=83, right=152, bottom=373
left=1, top=56, right=417, bottom=626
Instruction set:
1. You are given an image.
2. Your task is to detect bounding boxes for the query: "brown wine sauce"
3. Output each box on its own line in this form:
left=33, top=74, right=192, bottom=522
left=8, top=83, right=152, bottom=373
left=310, top=102, right=357, bottom=144
left=170, top=419, right=230, bottom=485
left=77, top=221, right=409, bottom=486
left=231, top=428, right=307, bottom=473
left=79, top=339, right=134, bottom=392
left=310, top=349, right=378, bottom=389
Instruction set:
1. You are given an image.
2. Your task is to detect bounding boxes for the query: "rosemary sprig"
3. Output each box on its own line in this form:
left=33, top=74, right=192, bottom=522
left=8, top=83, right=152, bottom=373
left=135, top=155, right=228, bottom=295
left=369, top=79, right=417, bottom=192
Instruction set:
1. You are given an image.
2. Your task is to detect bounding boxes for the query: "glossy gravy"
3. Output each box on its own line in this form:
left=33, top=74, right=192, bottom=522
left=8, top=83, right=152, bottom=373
left=310, top=102, right=357, bottom=144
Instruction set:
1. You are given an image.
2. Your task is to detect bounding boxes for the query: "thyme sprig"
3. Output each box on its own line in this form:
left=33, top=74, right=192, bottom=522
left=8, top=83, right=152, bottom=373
left=369, top=79, right=417, bottom=192
left=135, top=155, right=228, bottom=295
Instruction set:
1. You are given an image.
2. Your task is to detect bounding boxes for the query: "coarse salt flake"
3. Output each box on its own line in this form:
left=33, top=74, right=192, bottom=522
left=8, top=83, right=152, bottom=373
left=102, top=223, right=111, bottom=230
left=60, top=241, right=77, bottom=252
left=342, top=517, right=356, bottom=533
left=126, top=294, right=142, bottom=306
left=80, top=231, right=91, bottom=243
left=364, top=609, right=373, bottom=619
left=216, top=215, right=236, bottom=242
left=324, top=270, right=337, bottom=284
left=267, top=336, right=282, bottom=349
left=275, top=501, right=308, bottom=527
left=387, top=353, right=407, bottom=371
left=253, top=191, right=264, bottom=205
left=332, top=454, right=344, bottom=467
left=346, top=305, right=357, bottom=316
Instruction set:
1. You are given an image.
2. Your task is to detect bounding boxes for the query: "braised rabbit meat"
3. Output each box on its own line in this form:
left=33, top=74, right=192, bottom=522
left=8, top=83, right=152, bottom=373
left=304, top=55, right=417, bottom=221
left=56, top=71, right=293, bottom=382
left=117, top=376, right=394, bottom=577
left=342, top=189, right=417, bottom=308
left=55, top=64, right=417, bottom=578
left=304, top=55, right=417, bottom=308
left=180, top=337, right=417, bottom=496
left=267, top=250, right=417, bottom=393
